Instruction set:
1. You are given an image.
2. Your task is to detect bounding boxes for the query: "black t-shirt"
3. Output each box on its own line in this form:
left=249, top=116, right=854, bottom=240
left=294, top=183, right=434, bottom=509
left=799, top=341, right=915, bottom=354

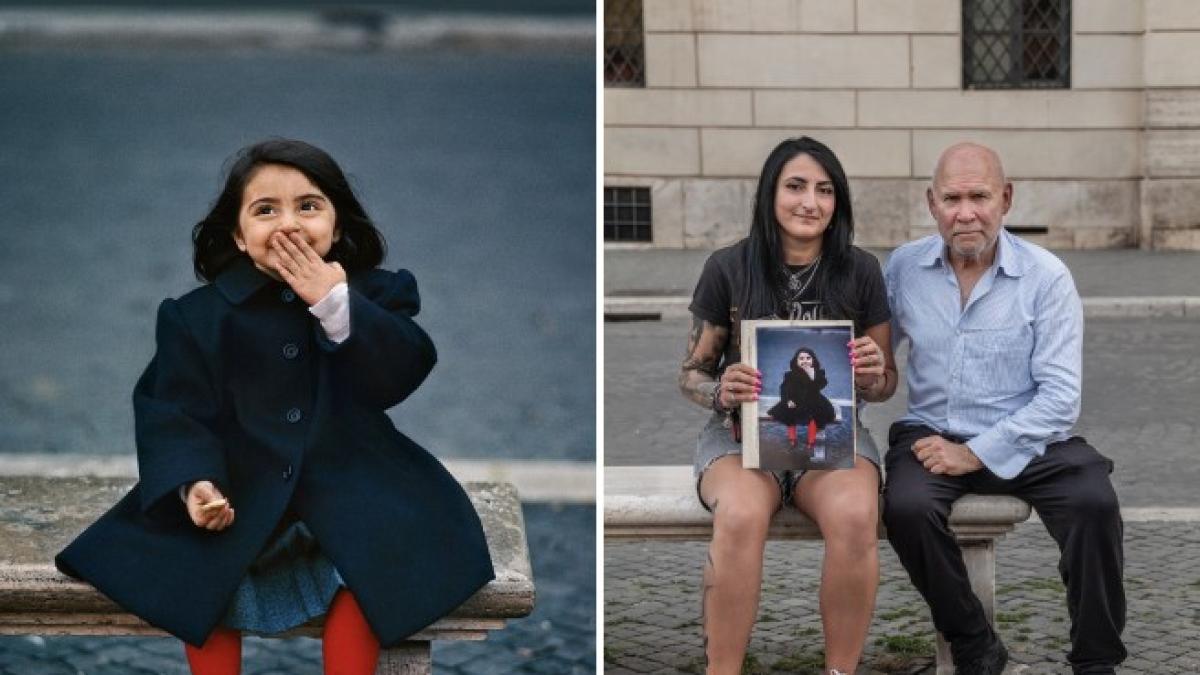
left=688, top=239, right=891, bottom=370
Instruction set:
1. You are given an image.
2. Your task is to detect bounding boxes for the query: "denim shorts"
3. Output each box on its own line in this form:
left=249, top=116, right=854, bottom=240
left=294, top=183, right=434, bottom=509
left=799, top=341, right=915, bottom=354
left=692, top=412, right=882, bottom=511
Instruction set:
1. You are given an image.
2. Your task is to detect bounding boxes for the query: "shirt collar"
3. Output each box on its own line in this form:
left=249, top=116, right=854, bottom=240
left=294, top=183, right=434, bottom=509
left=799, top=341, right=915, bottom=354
left=214, top=256, right=275, bottom=305
left=994, top=228, right=1028, bottom=278
left=916, top=229, right=1028, bottom=277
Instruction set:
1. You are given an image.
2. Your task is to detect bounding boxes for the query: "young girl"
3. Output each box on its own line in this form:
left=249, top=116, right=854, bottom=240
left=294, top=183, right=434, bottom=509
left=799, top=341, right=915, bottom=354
left=55, top=139, right=494, bottom=675
left=679, top=136, right=897, bottom=675
left=766, top=347, right=837, bottom=449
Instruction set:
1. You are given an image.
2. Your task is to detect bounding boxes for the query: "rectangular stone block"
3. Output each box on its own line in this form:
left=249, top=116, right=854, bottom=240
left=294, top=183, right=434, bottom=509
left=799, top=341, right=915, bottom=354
left=1073, top=35, right=1142, bottom=89
left=642, top=0, right=693, bottom=31
left=644, top=33, right=697, bottom=88
left=698, top=34, right=909, bottom=88
left=1145, top=33, right=1200, bottom=87
left=1145, top=0, right=1200, bottom=30
left=1146, top=90, right=1200, bottom=128
left=689, top=0, right=798, bottom=32
left=701, top=129, right=911, bottom=177
left=859, top=91, right=1141, bottom=128
left=753, top=90, right=855, bottom=127
left=1075, top=180, right=1142, bottom=231
left=1153, top=229, right=1200, bottom=250
left=848, top=178, right=913, bottom=246
left=799, top=0, right=855, bottom=32
left=1074, top=0, right=1143, bottom=32
left=606, top=127, right=701, bottom=176
left=606, top=89, right=752, bottom=126
left=682, top=178, right=756, bottom=248
left=1073, top=228, right=1134, bottom=249
left=1146, top=130, right=1200, bottom=177
left=912, top=36, right=960, bottom=89
left=855, top=0, right=958, bottom=33
left=912, top=131, right=1141, bottom=179
left=1142, top=178, right=1200, bottom=229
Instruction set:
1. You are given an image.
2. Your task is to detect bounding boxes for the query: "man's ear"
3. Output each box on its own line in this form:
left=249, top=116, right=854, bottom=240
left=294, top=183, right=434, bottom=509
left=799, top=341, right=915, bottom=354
left=1001, top=182, right=1013, bottom=215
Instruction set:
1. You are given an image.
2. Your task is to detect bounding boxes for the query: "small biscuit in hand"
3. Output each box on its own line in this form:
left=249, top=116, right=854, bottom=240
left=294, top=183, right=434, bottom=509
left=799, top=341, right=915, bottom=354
left=199, top=498, right=228, bottom=512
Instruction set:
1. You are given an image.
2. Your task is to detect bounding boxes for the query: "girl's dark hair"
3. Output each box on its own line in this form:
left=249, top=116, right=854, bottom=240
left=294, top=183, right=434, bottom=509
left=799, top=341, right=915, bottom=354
left=740, top=136, right=856, bottom=321
left=192, top=139, right=386, bottom=282
left=789, top=347, right=822, bottom=373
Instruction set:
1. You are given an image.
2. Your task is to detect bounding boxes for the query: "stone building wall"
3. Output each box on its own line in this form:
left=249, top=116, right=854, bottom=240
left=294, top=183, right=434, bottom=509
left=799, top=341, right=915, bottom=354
left=604, top=0, right=1200, bottom=250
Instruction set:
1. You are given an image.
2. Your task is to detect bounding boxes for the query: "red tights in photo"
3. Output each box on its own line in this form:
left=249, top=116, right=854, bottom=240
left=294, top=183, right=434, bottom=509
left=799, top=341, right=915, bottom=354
left=184, top=589, right=381, bottom=675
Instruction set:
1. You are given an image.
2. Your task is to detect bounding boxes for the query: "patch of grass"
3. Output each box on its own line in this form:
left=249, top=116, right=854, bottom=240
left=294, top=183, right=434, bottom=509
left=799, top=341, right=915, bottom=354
left=741, top=653, right=769, bottom=674
left=996, top=610, right=1033, bottom=625
left=680, top=657, right=705, bottom=674
left=770, top=649, right=825, bottom=672
left=603, top=646, right=623, bottom=663
left=758, top=612, right=779, bottom=622
left=795, top=626, right=821, bottom=637
left=878, top=607, right=920, bottom=621
left=875, top=634, right=934, bottom=656
left=1188, top=578, right=1200, bottom=589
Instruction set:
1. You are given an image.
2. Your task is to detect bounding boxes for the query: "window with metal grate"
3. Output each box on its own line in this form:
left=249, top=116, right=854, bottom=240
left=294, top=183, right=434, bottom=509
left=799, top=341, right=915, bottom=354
left=604, top=187, right=652, bottom=242
left=963, top=0, right=1070, bottom=89
left=605, top=0, right=645, bottom=87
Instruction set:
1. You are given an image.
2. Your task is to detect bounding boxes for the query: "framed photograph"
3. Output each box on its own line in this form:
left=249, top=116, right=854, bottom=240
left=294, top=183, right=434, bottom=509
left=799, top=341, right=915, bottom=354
left=740, top=320, right=857, bottom=471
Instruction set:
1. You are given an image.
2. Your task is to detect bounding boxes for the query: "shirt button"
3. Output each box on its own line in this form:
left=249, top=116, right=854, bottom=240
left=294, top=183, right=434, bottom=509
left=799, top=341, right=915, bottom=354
left=282, top=343, right=300, bottom=360
left=282, top=464, right=294, bottom=481
left=286, top=408, right=302, bottom=423
left=281, top=289, right=296, bottom=303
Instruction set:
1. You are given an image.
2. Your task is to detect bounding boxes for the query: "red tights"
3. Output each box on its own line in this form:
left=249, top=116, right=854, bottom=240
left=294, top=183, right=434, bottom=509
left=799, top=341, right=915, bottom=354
left=184, top=589, right=380, bottom=675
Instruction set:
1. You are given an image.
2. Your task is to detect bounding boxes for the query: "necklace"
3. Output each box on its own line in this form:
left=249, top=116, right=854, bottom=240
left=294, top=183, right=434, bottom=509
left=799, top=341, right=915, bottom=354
left=784, top=255, right=821, bottom=301
left=782, top=255, right=821, bottom=320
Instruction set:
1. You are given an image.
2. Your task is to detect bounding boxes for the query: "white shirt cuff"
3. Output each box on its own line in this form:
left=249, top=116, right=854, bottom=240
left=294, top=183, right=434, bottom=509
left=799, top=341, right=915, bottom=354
left=308, top=282, right=351, bottom=344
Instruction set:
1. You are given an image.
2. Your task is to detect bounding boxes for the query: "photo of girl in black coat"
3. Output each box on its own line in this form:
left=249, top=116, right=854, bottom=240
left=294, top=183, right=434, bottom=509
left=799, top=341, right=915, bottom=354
left=766, top=347, right=837, bottom=449
left=54, top=139, right=494, bottom=675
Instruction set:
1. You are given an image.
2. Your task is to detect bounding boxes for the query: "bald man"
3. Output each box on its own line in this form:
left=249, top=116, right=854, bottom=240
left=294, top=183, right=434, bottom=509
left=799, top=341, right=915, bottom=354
left=881, top=143, right=1125, bottom=674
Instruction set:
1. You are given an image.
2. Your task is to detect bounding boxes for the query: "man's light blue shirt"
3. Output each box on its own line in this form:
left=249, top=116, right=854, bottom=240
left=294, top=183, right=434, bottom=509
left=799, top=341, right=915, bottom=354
left=884, top=229, right=1083, bottom=479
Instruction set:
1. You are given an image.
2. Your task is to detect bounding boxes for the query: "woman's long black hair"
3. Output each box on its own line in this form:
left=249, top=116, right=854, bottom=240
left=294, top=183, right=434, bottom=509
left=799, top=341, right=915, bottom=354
left=788, top=347, right=822, bottom=374
left=192, top=139, right=387, bottom=282
left=740, top=136, right=856, bottom=321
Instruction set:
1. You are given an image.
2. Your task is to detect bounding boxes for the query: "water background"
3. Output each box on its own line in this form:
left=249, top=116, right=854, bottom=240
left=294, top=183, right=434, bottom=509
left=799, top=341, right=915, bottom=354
left=0, top=42, right=595, bottom=461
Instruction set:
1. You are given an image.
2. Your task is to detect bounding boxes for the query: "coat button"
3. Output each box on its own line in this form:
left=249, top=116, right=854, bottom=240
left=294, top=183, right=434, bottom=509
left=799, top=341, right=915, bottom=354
left=283, top=343, right=300, bottom=360
left=286, top=408, right=302, bottom=423
left=283, top=464, right=294, bottom=481
left=281, top=289, right=296, bottom=303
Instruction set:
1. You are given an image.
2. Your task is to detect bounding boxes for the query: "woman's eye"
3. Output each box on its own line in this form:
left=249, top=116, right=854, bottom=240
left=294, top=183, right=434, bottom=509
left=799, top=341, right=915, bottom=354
left=254, top=204, right=275, bottom=215
left=819, top=187, right=834, bottom=195
left=300, top=200, right=319, bottom=211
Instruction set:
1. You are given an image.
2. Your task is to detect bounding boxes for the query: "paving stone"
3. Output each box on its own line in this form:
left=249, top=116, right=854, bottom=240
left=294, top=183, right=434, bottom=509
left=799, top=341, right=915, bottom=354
left=606, top=522, right=1200, bottom=673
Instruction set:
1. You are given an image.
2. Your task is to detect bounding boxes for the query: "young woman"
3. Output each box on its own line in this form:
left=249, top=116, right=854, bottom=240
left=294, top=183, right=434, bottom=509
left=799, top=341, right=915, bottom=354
left=766, top=346, right=838, bottom=450
left=56, top=139, right=494, bottom=675
left=679, top=136, right=898, bottom=675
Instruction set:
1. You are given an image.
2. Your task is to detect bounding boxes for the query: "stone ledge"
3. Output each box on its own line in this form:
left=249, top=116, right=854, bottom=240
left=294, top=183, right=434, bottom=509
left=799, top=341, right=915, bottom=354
left=603, top=465, right=1031, bottom=540
left=0, top=477, right=534, bottom=634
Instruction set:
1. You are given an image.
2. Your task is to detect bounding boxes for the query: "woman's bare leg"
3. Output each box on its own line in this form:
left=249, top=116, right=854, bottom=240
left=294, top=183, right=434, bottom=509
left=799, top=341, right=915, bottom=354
left=699, top=455, right=782, bottom=675
left=793, top=457, right=880, bottom=673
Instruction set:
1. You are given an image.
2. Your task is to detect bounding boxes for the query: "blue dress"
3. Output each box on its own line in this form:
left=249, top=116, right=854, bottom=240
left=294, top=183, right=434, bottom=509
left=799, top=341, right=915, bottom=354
left=221, top=518, right=344, bottom=634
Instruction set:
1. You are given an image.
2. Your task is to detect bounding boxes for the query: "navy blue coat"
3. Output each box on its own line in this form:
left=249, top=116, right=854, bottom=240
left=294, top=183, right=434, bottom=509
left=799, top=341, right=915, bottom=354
left=55, top=257, right=494, bottom=647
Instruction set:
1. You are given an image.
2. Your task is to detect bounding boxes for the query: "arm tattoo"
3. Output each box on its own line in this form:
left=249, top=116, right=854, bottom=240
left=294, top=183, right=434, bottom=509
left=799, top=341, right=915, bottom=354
left=679, top=317, right=730, bottom=408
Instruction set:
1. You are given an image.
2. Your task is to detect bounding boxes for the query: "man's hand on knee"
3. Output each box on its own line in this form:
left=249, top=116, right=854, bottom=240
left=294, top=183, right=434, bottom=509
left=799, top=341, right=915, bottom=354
left=912, top=436, right=983, bottom=476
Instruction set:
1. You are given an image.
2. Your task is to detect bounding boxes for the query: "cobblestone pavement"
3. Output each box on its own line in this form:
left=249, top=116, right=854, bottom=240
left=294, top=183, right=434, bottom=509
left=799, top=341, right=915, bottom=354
left=604, top=317, right=1200, bottom=507
left=605, top=521, right=1200, bottom=674
left=0, top=503, right=594, bottom=674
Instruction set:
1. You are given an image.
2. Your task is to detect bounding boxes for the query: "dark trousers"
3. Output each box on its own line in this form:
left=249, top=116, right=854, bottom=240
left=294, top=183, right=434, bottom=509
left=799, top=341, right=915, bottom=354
left=882, top=423, right=1126, bottom=673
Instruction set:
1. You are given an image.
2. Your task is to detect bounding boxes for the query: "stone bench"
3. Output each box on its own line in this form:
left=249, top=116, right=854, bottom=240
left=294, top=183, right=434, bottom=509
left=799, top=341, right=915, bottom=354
left=0, top=476, right=535, bottom=675
left=604, top=465, right=1031, bottom=675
